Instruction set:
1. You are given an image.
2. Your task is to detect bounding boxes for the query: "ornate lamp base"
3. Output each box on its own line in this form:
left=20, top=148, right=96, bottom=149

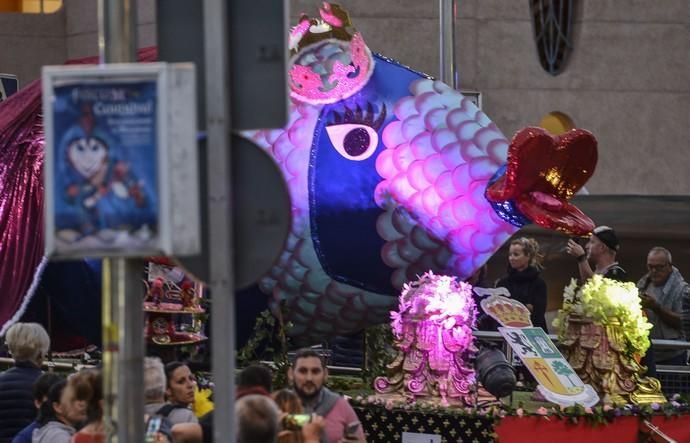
left=561, top=316, right=665, bottom=405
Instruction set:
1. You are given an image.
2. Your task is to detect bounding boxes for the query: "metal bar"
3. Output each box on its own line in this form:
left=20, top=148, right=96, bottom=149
left=0, top=358, right=96, bottom=370
left=98, top=2, right=141, bottom=442
left=204, top=0, right=236, bottom=442
left=642, top=420, right=677, bottom=443
left=473, top=330, right=690, bottom=350
left=99, top=0, right=137, bottom=64
left=439, top=0, right=458, bottom=88
left=101, top=258, right=117, bottom=442
left=117, top=258, right=145, bottom=443
left=259, top=361, right=363, bottom=375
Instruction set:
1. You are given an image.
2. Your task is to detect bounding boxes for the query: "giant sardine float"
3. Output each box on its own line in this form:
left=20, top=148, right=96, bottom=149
left=0, top=5, right=597, bottom=343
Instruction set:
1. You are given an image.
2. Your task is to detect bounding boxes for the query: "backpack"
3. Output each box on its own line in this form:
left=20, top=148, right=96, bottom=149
left=155, top=403, right=188, bottom=417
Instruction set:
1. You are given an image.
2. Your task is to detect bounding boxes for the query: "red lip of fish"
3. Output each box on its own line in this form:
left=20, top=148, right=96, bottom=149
left=486, top=127, right=597, bottom=235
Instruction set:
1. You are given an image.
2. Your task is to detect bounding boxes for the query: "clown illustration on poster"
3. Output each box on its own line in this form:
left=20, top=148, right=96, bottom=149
left=48, top=80, right=159, bottom=255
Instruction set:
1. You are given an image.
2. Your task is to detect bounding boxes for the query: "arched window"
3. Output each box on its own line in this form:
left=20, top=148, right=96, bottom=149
left=538, top=111, right=574, bottom=135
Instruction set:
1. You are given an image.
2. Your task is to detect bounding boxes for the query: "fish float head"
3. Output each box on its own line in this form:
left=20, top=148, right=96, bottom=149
left=243, top=3, right=597, bottom=342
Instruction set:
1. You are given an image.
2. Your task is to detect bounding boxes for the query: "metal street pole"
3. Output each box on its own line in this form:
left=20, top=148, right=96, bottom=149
left=98, top=1, right=145, bottom=442
left=99, top=0, right=137, bottom=64
left=203, top=0, right=237, bottom=442
left=439, top=0, right=458, bottom=88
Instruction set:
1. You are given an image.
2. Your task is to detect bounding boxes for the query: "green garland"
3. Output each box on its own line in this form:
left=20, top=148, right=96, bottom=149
left=553, top=275, right=652, bottom=356
left=348, top=393, right=690, bottom=426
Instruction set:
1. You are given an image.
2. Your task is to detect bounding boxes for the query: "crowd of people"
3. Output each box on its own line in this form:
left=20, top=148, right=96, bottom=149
left=489, top=226, right=690, bottom=369
left=2, top=227, right=690, bottom=442
left=0, top=326, right=364, bottom=443
left=171, top=348, right=365, bottom=443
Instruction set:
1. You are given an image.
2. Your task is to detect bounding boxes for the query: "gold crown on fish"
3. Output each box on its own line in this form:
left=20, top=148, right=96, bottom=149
left=289, top=3, right=374, bottom=104
left=482, top=296, right=533, bottom=328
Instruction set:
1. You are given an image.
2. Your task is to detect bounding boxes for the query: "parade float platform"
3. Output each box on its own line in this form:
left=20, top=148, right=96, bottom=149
left=352, top=391, right=690, bottom=443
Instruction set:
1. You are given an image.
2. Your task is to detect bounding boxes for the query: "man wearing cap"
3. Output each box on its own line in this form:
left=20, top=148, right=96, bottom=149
left=637, top=247, right=689, bottom=365
left=566, top=225, right=627, bottom=282
left=567, top=227, right=661, bottom=375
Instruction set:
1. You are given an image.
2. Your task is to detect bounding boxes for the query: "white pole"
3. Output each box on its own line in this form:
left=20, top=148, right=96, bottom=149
left=439, top=0, right=458, bottom=88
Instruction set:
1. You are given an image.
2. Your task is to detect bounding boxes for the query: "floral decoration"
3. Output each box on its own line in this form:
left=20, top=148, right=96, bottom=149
left=348, top=392, right=690, bottom=427
left=553, top=275, right=652, bottom=356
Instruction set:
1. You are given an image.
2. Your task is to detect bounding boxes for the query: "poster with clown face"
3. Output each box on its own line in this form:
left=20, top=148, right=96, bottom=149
left=46, top=78, right=159, bottom=255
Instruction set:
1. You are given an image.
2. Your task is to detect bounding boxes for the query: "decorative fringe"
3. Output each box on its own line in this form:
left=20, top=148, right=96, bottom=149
left=0, top=256, right=48, bottom=336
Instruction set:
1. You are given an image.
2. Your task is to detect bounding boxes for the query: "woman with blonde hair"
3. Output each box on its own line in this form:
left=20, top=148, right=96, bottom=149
left=496, top=237, right=548, bottom=331
left=272, top=389, right=303, bottom=415
left=0, top=322, right=50, bottom=442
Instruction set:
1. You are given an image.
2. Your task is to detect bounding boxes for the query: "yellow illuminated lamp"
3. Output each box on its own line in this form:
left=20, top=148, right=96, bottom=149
left=0, top=0, right=62, bottom=13
left=539, top=111, right=575, bottom=135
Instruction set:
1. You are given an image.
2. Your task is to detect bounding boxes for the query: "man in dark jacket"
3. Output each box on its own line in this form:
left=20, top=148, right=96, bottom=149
left=11, top=372, right=62, bottom=443
left=0, top=322, right=50, bottom=442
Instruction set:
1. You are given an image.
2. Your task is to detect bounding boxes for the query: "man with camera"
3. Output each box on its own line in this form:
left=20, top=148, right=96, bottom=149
left=637, top=247, right=689, bottom=365
left=565, top=225, right=627, bottom=282
left=288, top=348, right=365, bottom=443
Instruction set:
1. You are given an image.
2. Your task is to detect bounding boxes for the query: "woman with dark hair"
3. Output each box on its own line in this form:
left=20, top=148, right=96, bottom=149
left=495, top=237, right=548, bottom=331
left=32, top=378, right=84, bottom=443
left=162, top=362, right=197, bottom=425
left=11, top=372, right=62, bottom=443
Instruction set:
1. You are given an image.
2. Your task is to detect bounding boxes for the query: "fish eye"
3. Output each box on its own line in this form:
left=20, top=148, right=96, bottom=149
left=325, top=123, right=379, bottom=161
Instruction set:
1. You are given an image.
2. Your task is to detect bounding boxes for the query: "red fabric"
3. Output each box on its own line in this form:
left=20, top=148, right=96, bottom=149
left=0, top=80, right=45, bottom=333
left=649, top=414, right=690, bottom=441
left=71, top=432, right=105, bottom=443
left=0, top=47, right=158, bottom=334
left=494, top=416, right=639, bottom=443
left=236, top=386, right=270, bottom=399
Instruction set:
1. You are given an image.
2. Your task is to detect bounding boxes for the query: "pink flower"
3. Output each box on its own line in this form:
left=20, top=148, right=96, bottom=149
left=516, top=408, right=524, bottom=417
left=385, top=399, right=395, bottom=410
left=536, top=407, right=549, bottom=416
left=584, top=407, right=593, bottom=414
left=603, top=405, right=613, bottom=412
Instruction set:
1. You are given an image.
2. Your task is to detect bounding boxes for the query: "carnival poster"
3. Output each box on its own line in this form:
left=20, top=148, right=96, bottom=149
left=50, top=80, right=159, bottom=254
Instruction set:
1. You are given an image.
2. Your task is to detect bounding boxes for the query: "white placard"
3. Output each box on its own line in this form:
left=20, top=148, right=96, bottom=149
left=402, top=432, right=441, bottom=443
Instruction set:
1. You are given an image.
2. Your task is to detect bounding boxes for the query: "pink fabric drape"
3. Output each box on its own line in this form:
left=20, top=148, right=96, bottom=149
left=0, top=48, right=158, bottom=334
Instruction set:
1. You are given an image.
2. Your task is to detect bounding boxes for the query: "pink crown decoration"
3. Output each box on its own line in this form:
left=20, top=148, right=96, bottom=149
left=289, top=3, right=375, bottom=105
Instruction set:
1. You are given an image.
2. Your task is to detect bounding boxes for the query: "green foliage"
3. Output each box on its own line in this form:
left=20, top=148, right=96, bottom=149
left=362, top=322, right=395, bottom=385
left=328, top=375, right=367, bottom=393
left=236, top=304, right=293, bottom=388
left=349, top=390, right=690, bottom=427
